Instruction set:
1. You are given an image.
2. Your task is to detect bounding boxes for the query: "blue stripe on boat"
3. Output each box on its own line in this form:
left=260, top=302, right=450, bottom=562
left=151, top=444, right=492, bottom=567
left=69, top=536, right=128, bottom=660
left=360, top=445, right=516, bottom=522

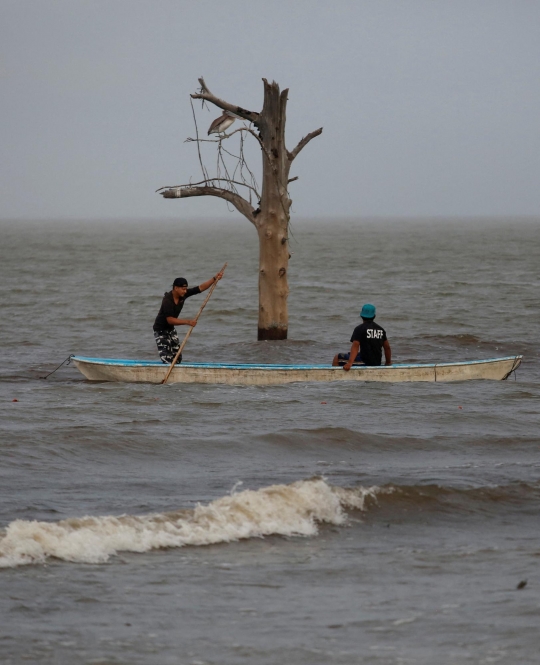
left=71, top=356, right=520, bottom=370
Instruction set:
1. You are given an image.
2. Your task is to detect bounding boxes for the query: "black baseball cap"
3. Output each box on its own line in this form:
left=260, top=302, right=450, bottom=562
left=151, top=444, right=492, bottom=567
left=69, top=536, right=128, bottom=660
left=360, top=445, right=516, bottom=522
left=173, top=277, right=188, bottom=288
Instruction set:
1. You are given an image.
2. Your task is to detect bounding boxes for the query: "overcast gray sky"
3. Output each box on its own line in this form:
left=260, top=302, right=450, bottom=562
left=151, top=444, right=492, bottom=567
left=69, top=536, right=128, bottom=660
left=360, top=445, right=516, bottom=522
left=2, top=0, right=540, bottom=220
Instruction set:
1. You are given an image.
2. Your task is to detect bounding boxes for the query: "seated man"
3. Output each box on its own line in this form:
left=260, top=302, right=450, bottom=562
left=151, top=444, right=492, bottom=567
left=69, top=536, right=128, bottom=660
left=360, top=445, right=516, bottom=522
left=333, top=303, right=392, bottom=371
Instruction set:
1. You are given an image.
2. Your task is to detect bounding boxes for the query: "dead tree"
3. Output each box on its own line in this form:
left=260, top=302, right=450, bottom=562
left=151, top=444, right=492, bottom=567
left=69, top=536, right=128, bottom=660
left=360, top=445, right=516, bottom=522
left=158, top=78, right=322, bottom=341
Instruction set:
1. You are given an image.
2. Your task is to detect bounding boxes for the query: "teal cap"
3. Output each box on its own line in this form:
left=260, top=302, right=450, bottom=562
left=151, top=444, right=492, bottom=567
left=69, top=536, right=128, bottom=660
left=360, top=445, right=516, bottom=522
left=360, top=303, right=376, bottom=318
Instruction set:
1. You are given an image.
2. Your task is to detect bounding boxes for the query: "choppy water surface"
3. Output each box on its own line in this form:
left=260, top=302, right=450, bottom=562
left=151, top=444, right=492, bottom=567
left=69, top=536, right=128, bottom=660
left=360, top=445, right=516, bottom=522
left=1, top=218, right=539, bottom=664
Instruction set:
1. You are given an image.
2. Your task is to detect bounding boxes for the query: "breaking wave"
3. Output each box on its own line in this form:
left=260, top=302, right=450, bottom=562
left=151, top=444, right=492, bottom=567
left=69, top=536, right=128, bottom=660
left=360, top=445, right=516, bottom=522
left=2, top=478, right=538, bottom=568
left=0, top=478, right=380, bottom=568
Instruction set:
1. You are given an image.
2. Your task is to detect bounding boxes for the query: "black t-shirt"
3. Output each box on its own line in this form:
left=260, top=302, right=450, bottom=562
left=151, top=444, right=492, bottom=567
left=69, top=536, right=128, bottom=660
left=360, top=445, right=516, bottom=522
left=153, top=287, right=201, bottom=331
left=350, top=320, right=387, bottom=366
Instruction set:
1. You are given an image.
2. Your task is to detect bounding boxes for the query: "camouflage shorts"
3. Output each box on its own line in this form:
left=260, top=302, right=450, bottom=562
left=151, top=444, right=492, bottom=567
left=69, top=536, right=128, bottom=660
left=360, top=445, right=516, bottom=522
left=153, top=329, right=182, bottom=364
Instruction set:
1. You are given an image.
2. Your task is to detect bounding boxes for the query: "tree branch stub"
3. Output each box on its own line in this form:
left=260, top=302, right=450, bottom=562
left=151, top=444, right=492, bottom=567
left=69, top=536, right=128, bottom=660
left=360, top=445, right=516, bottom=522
left=288, top=127, right=323, bottom=162
left=191, top=77, right=260, bottom=126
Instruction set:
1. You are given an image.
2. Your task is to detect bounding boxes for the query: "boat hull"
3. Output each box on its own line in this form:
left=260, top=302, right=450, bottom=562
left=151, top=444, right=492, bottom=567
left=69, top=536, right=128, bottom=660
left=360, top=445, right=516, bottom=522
left=71, top=356, right=522, bottom=385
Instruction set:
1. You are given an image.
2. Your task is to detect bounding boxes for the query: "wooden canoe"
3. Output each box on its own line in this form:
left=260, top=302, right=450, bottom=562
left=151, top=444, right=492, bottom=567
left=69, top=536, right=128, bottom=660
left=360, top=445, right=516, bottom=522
left=70, top=355, right=522, bottom=385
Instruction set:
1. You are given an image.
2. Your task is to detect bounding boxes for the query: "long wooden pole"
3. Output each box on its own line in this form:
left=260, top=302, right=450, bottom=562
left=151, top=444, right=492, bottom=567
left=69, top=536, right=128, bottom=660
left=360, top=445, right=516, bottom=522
left=162, top=263, right=227, bottom=384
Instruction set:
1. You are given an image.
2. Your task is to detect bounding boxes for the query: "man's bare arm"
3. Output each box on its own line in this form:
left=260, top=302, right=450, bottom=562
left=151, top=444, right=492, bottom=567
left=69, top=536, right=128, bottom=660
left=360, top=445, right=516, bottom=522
left=383, top=340, right=392, bottom=366
left=343, top=340, right=360, bottom=372
left=199, top=268, right=225, bottom=292
left=166, top=317, right=197, bottom=327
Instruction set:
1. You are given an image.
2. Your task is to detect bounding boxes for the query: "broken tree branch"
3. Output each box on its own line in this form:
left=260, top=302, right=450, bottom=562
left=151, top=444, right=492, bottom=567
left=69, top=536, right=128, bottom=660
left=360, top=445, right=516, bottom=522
left=160, top=185, right=257, bottom=226
left=156, top=178, right=260, bottom=199
left=186, top=126, right=258, bottom=144
left=191, top=77, right=260, bottom=126
left=288, top=127, right=323, bottom=162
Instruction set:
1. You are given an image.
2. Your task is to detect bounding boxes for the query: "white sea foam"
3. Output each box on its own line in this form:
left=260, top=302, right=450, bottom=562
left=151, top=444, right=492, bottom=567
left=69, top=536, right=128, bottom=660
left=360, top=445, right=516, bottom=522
left=0, top=478, right=380, bottom=567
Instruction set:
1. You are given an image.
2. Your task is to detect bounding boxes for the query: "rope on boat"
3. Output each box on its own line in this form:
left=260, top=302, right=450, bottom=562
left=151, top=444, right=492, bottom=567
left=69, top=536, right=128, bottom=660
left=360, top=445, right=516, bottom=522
left=502, top=356, right=521, bottom=381
left=40, top=355, right=74, bottom=380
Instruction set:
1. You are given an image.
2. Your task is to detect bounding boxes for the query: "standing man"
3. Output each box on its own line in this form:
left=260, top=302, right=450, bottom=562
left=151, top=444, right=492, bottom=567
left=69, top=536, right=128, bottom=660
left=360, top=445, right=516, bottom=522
left=333, top=303, right=392, bottom=371
left=153, top=269, right=224, bottom=364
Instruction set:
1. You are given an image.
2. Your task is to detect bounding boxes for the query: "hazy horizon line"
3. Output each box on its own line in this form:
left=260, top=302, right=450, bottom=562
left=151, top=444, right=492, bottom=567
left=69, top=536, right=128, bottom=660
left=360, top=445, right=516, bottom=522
left=2, top=214, right=540, bottom=225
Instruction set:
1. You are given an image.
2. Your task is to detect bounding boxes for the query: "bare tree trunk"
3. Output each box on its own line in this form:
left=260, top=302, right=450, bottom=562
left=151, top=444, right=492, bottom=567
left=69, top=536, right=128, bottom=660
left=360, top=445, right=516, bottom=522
left=256, top=80, right=291, bottom=340
left=257, top=219, right=290, bottom=339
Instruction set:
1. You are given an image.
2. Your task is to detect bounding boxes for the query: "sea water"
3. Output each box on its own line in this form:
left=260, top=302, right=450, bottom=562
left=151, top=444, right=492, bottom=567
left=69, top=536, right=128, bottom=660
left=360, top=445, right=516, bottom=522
left=0, top=218, right=539, bottom=664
